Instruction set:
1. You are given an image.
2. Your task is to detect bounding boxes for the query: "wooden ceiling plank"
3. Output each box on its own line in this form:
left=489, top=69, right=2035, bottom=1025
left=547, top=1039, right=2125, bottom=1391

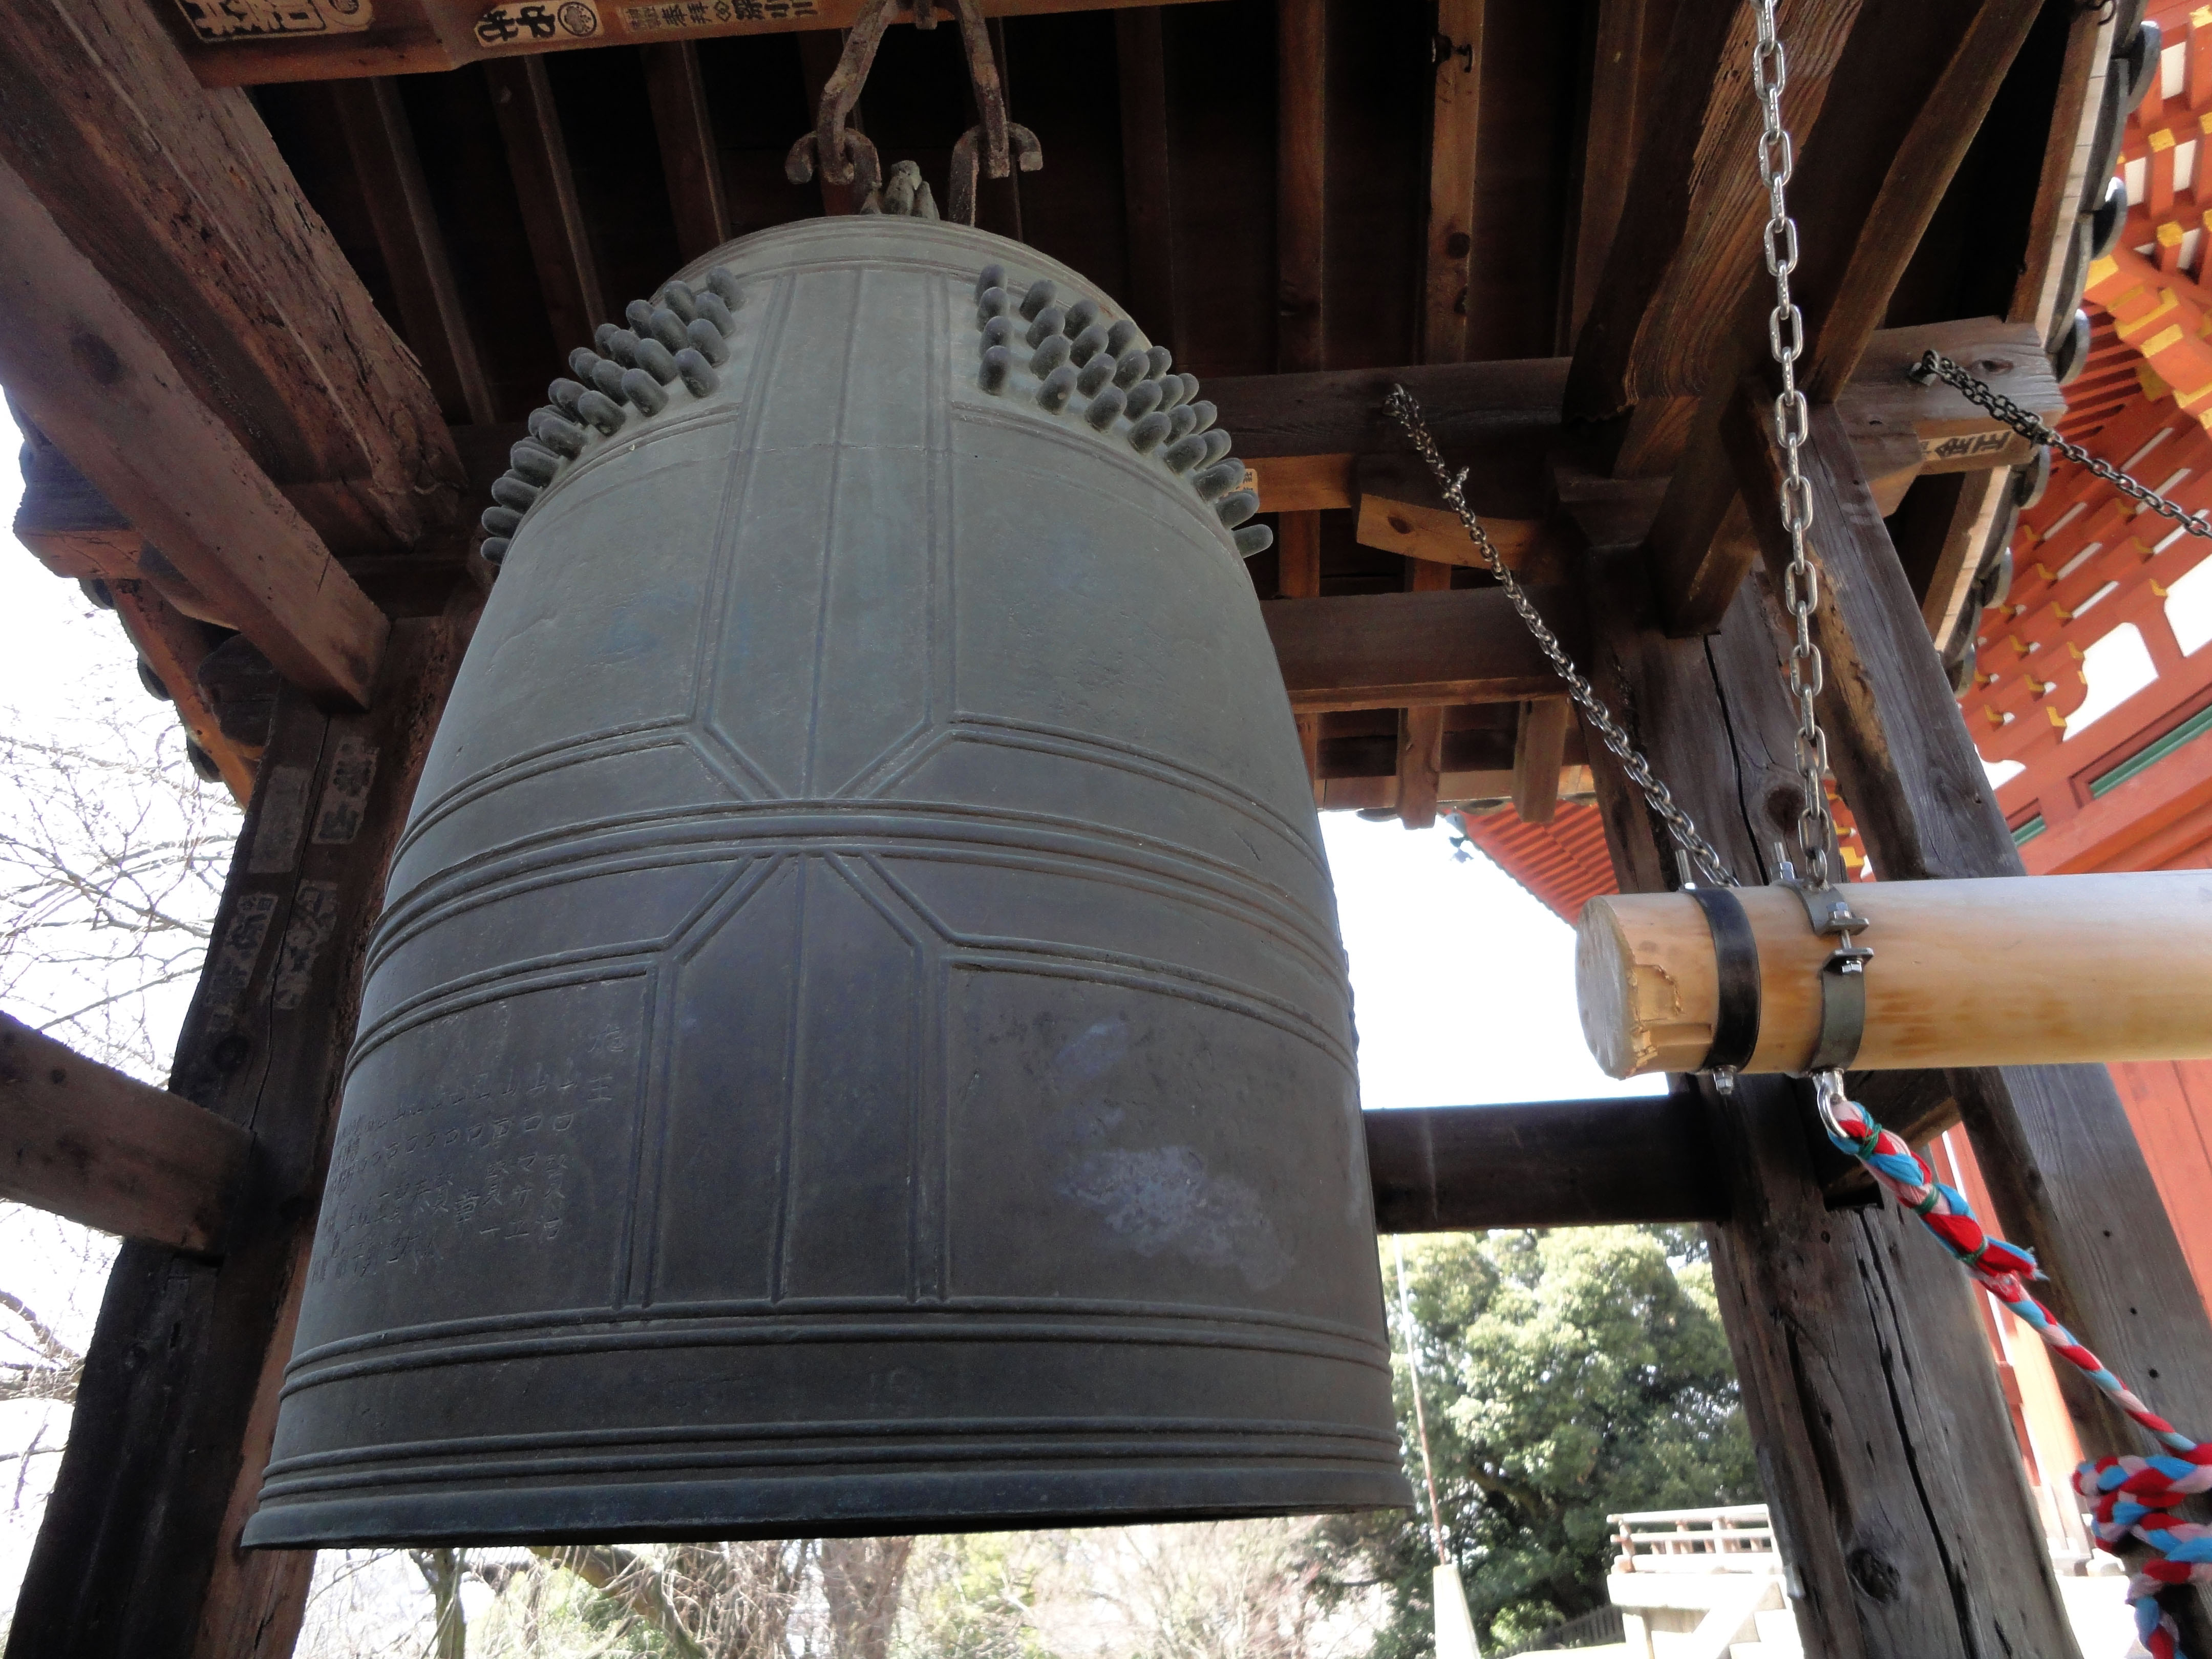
left=333, top=78, right=499, bottom=428
left=0, top=157, right=389, bottom=708
left=0, top=1011, right=250, bottom=1255
left=1277, top=0, right=1325, bottom=371
left=1640, top=0, right=2049, bottom=634
left=1266, top=586, right=1575, bottom=713
left=185, top=0, right=1228, bottom=88
left=1116, top=7, right=1178, bottom=348
left=0, top=0, right=461, bottom=556
left=487, top=56, right=609, bottom=356
left=644, top=41, right=734, bottom=261
left=1421, top=0, right=1483, bottom=365
left=108, top=579, right=260, bottom=804
left=1562, top=0, right=1646, bottom=347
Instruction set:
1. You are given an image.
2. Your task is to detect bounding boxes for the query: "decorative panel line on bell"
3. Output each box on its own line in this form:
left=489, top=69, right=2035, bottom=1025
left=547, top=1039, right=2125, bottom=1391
left=244, top=218, right=1412, bottom=1547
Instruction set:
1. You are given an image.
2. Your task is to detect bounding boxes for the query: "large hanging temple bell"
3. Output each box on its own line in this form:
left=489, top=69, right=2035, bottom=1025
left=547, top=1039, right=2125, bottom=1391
left=244, top=217, right=1411, bottom=1546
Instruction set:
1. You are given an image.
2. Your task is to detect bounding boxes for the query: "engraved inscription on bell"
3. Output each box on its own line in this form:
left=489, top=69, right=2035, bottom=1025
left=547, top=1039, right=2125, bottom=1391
left=247, top=217, right=1411, bottom=1546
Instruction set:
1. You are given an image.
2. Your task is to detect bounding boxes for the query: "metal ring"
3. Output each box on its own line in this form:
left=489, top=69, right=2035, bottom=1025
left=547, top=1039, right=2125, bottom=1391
left=1688, top=887, right=1762, bottom=1073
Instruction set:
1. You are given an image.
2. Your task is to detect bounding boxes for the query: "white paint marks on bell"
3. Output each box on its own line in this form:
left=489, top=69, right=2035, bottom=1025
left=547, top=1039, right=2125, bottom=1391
left=1057, top=1146, right=1292, bottom=1289
left=247, top=765, right=313, bottom=875
left=473, top=0, right=598, bottom=45
left=174, top=0, right=371, bottom=39
left=203, top=892, right=281, bottom=1022
left=273, top=882, right=342, bottom=1012
left=312, top=735, right=379, bottom=844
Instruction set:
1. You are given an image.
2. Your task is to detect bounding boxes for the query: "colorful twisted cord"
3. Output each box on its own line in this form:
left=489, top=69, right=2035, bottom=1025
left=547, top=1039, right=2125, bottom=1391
left=1821, top=1082, right=2201, bottom=1659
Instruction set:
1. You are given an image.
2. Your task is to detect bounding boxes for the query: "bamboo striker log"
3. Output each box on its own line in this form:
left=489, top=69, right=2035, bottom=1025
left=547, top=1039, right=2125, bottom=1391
left=1576, top=870, right=2212, bottom=1078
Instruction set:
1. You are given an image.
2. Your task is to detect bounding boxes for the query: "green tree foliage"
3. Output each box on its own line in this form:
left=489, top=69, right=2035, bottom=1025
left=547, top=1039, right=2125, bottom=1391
left=1305, top=1226, right=1758, bottom=1654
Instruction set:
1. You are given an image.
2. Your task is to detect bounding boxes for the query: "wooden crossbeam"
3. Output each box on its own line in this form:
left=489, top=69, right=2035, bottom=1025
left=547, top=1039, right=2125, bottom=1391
left=1, top=1012, right=249, bottom=1256
left=644, top=41, right=734, bottom=262
left=0, top=158, right=388, bottom=708
left=333, top=78, right=498, bottom=428
left=487, top=56, right=607, bottom=361
left=1264, top=587, right=1573, bottom=713
left=0, top=0, right=461, bottom=557
left=1365, top=1093, right=1727, bottom=1232
left=183, top=0, right=1226, bottom=88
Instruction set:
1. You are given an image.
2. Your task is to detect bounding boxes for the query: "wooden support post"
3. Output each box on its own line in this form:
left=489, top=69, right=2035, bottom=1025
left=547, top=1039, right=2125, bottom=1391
left=0, top=0, right=461, bottom=555
left=0, top=157, right=389, bottom=710
left=486, top=55, right=606, bottom=361
left=1579, top=547, right=2080, bottom=1659
left=1115, top=7, right=1178, bottom=348
left=1, top=1011, right=250, bottom=1255
left=1512, top=697, right=1572, bottom=824
left=644, top=41, right=733, bottom=262
left=1729, top=391, right=2212, bottom=1646
left=1275, top=508, right=1323, bottom=793
left=1396, top=556, right=1454, bottom=830
left=8, top=614, right=477, bottom=1659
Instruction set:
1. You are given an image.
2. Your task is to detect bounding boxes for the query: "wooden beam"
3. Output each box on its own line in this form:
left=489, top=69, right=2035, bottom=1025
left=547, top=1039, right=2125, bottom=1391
left=1365, top=1092, right=1727, bottom=1233
left=1511, top=696, right=1571, bottom=824
left=1274, top=500, right=1324, bottom=795
left=2010, top=3, right=2105, bottom=329
left=0, top=157, right=388, bottom=708
left=1265, top=587, right=1574, bottom=713
left=1, top=1012, right=249, bottom=1256
left=1276, top=0, right=1325, bottom=371
left=0, top=0, right=462, bottom=555
left=1394, top=557, right=1453, bottom=829
left=332, top=78, right=498, bottom=429
left=182, top=0, right=1228, bottom=89
left=1116, top=8, right=1178, bottom=349
left=108, top=579, right=259, bottom=803
left=644, top=41, right=733, bottom=262
left=1578, top=546, right=2081, bottom=1659
left=486, top=55, right=606, bottom=361
left=1729, top=393, right=2212, bottom=1647
left=1562, top=0, right=1646, bottom=346
left=9, top=617, right=475, bottom=1659
left=1421, top=0, right=1482, bottom=364
left=1636, top=0, right=2046, bottom=634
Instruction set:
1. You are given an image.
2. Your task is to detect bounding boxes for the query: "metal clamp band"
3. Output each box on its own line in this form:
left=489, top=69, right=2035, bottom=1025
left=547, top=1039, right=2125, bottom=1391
left=1688, top=886, right=1762, bottom=1073
left=1785, top=879, right=1873, bottom=1074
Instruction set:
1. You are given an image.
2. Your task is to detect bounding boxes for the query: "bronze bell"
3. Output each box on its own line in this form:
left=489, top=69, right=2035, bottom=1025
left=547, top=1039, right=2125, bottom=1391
left=244, top=218, right=1410, bottom=1545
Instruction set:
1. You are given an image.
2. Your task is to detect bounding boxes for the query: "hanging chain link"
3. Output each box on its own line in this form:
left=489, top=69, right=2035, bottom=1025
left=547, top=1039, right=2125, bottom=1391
left=1754, top=0, right=1839, bottom=888
left=1915, top=349, right=2212, bottom=543
left=1384, top=391, right=1737, bottom=888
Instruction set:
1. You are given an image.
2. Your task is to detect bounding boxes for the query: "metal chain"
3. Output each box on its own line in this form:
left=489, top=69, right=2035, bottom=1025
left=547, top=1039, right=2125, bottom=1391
left=1755, top=0, right=1839, bottom=888
left=1384, top=389, right=1736, bottom=888
left=1915, top=349, right=2212, bottom=543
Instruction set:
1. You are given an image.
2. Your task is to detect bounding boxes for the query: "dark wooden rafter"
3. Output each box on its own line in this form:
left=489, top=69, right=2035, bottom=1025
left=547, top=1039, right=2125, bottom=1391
left=107, top=580, right=259, bottom=802
left=1115, top=7, right=1178, bottom=350
left=1561, top=0, right=1646, bottom=347
left=0, top=0, right=462, bottom=558
left=8, top=619, right=478, bottom=1659
left=332, top=77, right=499, bottom=428
left=1635, top=0, right=2047, bottom=634
left=1, top=1012, right=250, bottom=1256
left=644, top=41, right=735, bottom=261
left=1420, top=0, right=1482, bottom=366
left=486, top=55, right=608, bottom=361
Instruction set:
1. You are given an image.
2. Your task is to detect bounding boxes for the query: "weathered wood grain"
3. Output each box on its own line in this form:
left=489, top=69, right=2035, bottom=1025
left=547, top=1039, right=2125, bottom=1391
left=8, top=616, right=475, bottom=1659
left=0, top=158, right=388, bottom=709
left=0, top=1012, right=250, bottom=1256
left=1264, top=588, right=1573, bottom=713
left=1116, top=7, right=1179, bottom=350
left=1421, top=0, right=1483, bottom=363
left=644, top=42, right=734, bottom=263
left=0, top=0, right=462, bottom=554
left=1578, top=545, right=2081, bottom=1659
left=1365, top=1093, right=1727, bottom=1233
left=107, top=579, right=259, bottom=803
left=1512, top=697, right=1572, bottom=824
left=486, top=56, right=607, bottom=365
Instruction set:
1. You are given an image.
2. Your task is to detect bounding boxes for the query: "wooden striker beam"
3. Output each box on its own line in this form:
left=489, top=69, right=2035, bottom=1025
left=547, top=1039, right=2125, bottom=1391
left=1, top=1012, right=250, bottom=1256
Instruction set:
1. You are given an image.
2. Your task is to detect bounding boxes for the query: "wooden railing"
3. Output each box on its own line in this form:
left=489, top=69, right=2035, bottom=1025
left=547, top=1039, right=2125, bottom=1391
left=1609, top=1504, right=1779, bottom=1574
